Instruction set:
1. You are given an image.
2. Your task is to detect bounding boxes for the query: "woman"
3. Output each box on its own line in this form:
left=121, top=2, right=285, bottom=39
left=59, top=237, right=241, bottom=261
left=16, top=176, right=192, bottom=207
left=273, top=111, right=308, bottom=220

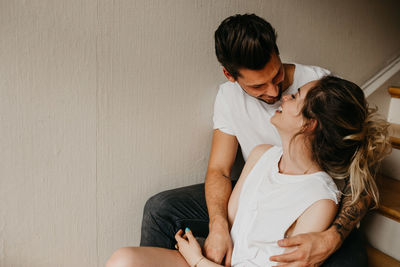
left=106, top=76, right=390, bottom=267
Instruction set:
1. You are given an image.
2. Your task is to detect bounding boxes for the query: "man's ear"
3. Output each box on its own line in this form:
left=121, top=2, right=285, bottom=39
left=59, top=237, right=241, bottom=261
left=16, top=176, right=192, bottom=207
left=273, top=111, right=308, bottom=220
left=222, top=67, right=236, bottom=82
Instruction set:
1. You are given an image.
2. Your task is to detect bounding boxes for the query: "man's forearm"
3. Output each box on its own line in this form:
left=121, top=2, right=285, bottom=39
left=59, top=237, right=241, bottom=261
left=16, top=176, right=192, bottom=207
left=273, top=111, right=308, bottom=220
left=331, top=181, right=373, bottom=242
left=205, top=170, right=232, bottom=225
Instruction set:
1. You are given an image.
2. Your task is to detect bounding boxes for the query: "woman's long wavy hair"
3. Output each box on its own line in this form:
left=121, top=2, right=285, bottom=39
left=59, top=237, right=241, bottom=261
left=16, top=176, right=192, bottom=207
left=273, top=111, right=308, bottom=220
left=299, top=76, right=391, bottom=208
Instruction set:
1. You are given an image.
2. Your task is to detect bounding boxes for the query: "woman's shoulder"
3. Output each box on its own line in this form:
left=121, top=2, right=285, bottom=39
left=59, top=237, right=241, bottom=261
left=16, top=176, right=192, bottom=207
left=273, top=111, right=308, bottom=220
left=302, top=172, right=341, bottom=204
left=241, top=145, right=276, bottom=179
left=246, top=144, right=276, bottom=164
left=250, top=144, right=273, bottom=154
left=249, top=144, right=278, bottom=157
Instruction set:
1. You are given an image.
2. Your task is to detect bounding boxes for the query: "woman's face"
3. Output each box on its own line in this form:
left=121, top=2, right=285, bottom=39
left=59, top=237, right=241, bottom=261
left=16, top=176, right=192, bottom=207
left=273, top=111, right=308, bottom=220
left=271, top=81, right=317, bottom=135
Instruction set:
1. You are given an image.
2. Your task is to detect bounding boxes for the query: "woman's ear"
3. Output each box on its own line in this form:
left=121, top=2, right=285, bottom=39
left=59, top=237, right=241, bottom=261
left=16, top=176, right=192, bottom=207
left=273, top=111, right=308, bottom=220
left=304, top=119, right=318, bottom=132
left=309, top=119, right=318, bottom=132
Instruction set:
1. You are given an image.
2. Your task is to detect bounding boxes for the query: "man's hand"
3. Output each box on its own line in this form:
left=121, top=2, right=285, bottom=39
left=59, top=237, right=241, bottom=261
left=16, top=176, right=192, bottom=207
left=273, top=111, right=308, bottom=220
left=269, top=229, right=341, bottom=267
left=203, top=220, right=233, bottom=267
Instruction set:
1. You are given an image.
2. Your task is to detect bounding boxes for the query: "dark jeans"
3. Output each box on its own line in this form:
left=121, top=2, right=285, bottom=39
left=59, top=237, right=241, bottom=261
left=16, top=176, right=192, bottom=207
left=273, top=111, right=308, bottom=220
left=140, top=182, right=367, bottom=267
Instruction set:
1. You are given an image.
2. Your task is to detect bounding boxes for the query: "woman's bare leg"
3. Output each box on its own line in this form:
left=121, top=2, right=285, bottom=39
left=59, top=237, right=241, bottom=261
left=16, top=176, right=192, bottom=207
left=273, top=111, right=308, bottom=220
left=106, top=246, right=190, bottom=267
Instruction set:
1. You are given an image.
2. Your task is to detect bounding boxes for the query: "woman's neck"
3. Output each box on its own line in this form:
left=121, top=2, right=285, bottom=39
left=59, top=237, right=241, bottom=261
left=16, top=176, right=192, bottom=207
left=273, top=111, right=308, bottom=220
left=279, top=134, right=321, bottom=175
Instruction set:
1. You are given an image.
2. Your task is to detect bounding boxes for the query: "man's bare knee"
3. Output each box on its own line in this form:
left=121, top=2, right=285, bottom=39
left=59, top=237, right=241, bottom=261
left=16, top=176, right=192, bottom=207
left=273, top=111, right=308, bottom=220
left=106, top=247, right=141, bottom=267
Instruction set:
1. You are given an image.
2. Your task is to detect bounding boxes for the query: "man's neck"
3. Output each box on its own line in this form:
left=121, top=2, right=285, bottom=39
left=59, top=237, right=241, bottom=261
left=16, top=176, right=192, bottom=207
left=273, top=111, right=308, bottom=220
left=282, top=63, right=296, bottom=92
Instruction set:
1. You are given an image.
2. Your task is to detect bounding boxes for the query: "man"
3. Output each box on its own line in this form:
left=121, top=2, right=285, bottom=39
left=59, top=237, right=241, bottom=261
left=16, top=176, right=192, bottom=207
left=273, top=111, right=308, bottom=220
left=141, top=14, right=369, bottom=266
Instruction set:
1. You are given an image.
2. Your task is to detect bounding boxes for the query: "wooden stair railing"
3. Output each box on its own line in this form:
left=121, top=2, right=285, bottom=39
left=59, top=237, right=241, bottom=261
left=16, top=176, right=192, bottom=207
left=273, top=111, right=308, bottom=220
left=388, top=87, right=400, bottom=98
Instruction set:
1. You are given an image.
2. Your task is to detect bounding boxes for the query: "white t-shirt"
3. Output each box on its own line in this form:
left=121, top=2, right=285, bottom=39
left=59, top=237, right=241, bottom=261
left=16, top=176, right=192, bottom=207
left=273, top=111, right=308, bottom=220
left=213, top=63, right=331, bottom=161
left=230, top=146, right=340, bottom=266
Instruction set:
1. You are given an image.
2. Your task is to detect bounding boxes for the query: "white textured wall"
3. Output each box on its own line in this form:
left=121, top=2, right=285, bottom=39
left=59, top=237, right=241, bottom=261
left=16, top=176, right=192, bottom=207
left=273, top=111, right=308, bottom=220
left=0, top=1, right=98, bottom=266
left=1, top=0, right=400, bottom=266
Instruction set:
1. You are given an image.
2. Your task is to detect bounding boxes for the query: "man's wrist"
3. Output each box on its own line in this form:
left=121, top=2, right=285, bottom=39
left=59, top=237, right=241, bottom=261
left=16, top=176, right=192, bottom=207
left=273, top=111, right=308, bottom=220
left=209, top=215, right=229, bottom=232
left=326, top=225, right=343, bottom=252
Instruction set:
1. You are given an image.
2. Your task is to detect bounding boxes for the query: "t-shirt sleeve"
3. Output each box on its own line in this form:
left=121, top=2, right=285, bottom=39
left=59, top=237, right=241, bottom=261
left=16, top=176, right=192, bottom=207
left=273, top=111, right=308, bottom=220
left=303, top=177, right=341, bottom=205
left=311, top=182, right=340, bottom=205
left=311, top=65, right=331, bottom=79
left=213, top=86, right=235, bottom=136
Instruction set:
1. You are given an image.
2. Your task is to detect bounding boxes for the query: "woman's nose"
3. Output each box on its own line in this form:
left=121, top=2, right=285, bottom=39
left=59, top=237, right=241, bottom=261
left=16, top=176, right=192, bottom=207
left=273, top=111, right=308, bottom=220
left=282, top=94, right=293, bottom=102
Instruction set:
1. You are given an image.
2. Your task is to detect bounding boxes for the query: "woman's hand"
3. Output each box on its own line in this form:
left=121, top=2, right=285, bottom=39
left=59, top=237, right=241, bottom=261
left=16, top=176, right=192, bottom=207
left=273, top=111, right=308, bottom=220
left=175, top=228, right=204, bottom=266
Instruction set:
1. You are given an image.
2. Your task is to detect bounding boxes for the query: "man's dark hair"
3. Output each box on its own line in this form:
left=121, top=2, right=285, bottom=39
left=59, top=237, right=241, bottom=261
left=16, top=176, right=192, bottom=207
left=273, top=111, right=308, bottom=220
left=214, top=14, right=279, bottom=79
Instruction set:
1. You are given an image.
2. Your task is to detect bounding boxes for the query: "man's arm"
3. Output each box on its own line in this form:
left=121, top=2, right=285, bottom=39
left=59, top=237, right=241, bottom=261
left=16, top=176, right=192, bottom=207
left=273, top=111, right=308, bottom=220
left=271, top=179, right=373, bottom=266
left=204, top=129, right=238, bottom=267
left=331, top=179, right=373, bottom=241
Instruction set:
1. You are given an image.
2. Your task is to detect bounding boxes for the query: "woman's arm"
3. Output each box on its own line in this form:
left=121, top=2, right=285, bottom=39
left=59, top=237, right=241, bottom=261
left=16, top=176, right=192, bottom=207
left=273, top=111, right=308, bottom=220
left=292, top=199, right=338, bottom=235
left=274, top=199, right=338, bottom=265
left=227, top=144, right=272, bottom=225
left=177, top=145, right=273, bottom=267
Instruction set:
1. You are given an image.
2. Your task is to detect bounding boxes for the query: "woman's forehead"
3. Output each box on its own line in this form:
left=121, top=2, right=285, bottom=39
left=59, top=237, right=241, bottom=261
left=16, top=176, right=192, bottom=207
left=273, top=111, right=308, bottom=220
left=299, top=80, right=318, bottom=97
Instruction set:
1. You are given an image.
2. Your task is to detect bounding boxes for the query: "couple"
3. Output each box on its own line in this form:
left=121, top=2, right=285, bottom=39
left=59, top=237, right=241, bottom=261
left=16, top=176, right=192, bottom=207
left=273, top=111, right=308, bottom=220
left=107, top=14, right=390, bottom=266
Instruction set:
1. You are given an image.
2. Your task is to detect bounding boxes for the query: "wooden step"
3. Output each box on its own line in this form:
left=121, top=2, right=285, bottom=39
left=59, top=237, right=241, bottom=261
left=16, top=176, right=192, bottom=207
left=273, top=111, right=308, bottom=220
left=377, top=176, right=400, bottom=223
left=389, top=87, right=400, bottom=98
left=392, top=136, right=400, bottom=150
left=367, top=244, right=400, bottom=267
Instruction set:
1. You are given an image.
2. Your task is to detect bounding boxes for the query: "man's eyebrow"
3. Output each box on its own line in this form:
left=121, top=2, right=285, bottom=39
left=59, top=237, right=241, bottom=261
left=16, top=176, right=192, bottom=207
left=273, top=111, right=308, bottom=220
left=272, top=66, right=282, bottom=80
left=247, top=66, right=281, bottom=87
left=248, top=82, right=266, bottom=87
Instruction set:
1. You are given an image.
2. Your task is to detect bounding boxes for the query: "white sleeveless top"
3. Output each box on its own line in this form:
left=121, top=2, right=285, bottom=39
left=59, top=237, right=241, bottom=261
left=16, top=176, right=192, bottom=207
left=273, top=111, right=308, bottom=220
left=230, top=146, right=340, bottom=266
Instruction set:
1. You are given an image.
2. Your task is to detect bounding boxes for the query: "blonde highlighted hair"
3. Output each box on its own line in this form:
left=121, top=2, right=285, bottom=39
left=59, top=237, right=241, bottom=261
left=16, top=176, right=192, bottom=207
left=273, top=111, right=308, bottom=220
left=301, top=76, right=391, bottom=208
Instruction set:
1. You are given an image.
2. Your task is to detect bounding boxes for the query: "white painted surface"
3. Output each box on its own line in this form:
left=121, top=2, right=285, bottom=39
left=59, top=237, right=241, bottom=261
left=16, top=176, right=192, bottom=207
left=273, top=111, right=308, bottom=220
left=381, top=148, right=400, bottom=181
left=363, top=55, right=400, bottom=97
left=1, top=0, right=400, bottom=266
left=367, top=71, right=400, bottom=120
left=388, top=98, right=400, bottom=124
left=362, top=212, right=400, bottom=261
left=367, top=69, right=400, bottom=182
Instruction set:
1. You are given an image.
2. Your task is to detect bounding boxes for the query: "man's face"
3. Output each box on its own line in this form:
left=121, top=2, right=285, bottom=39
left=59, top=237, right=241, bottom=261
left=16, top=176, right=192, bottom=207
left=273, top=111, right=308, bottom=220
left=225, top=53, right=285, bottom=104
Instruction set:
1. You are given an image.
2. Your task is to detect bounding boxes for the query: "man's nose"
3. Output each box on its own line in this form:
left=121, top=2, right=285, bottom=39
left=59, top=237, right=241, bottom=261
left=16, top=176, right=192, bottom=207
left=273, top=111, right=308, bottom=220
left=265, top=83, right=279, bottom=97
